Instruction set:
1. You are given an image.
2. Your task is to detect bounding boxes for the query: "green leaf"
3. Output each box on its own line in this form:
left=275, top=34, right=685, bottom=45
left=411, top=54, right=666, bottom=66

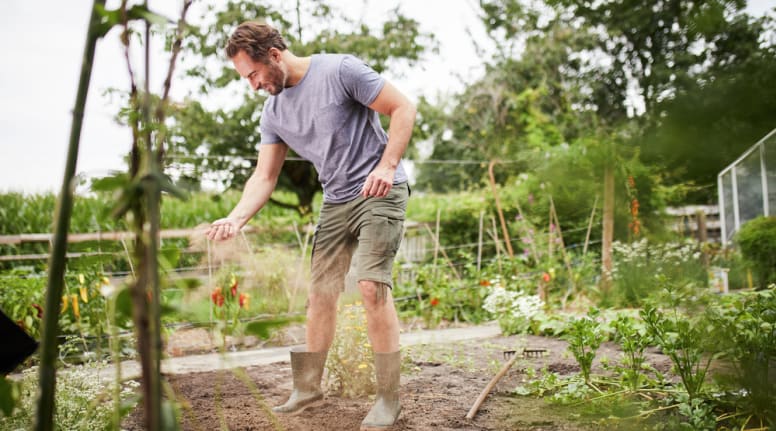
left=115, top=286, right=133, bottom=321
left=126, top=5, right=173, bottom=28
left=161, top=399, right=180, bottom=431
left=244, top=317, right=300, bottom=340
left=93, top=4, right=122, bottom=38
left=91, top=172, right=130, bottom=193
left=0, top=376, right=19, bottom=417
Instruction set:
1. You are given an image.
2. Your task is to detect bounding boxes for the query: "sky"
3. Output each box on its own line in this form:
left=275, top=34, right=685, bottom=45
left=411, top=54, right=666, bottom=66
left=0, top=0, right=774, bottom=194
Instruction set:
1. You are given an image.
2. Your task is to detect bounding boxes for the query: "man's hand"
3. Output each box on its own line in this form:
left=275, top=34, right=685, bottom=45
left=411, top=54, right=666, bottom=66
left=361, top=164, right=396, bottom=198
left=206, top=217, right=241, bottom=241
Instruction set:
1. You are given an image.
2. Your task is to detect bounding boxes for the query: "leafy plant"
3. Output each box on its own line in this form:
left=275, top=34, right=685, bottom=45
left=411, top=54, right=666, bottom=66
left=710, top=285, right=776, bottom=426
left=735, top=216, right=776, bottom=289
left=1, top=364, right=139, bottom=430
left=611, top=313, right=652, bottom=391
left=641, top=302, right=715, bottom=401
left=563, top=308, right=605, bottom=386
left=482, top=277, right=544, bottom=335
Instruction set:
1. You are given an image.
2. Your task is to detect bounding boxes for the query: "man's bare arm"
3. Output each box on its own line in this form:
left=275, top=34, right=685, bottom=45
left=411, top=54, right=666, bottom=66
left=362, top=81, right=416, bottom=198
left=206, top=143, right=288, bottom=241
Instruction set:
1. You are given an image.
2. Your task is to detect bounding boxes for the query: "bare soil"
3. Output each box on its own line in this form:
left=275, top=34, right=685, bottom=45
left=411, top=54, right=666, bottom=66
left=123, top=331, right=673, bottom=431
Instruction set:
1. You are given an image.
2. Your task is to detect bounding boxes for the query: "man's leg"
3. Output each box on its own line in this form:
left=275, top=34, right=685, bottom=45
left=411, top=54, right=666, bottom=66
left=358, top=280, right=399, bottom=353
left=353, top=184, right=409, bottom=429
left=306, top=290, right=340, bottom=352
left=274, top=200, right=354, bottom=415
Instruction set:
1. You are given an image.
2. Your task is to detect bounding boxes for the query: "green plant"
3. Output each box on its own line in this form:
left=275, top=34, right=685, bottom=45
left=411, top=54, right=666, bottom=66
left=209, top=271, right=251, bottom=339
left=608, top=238, right=707, bottom=307
left=1, top=364, right=139, bottom=430
left=482, top=277, right=544, bottom=335
left=563, top=308, right=605, bottom=386
left=611, top=313, right=652, bottom=391
left=641, top=302, right=715, bottom=401
left=325, top=303, right=375, bottom=398
left=735, top=216, right=776, bottom=289
left=393, top=263, right=491, bottom=327
left=710, top=285, right=776, bottom=426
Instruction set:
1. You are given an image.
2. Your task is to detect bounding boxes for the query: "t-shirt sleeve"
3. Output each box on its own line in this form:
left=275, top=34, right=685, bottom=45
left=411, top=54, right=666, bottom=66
left=259, top=103, right=282, bottom=145
left=338, top=55, right=386, bottom=107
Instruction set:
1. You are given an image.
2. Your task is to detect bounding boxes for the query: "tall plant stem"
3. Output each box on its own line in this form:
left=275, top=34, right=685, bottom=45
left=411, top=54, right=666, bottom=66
left=34, top=1, right=106, bottom=430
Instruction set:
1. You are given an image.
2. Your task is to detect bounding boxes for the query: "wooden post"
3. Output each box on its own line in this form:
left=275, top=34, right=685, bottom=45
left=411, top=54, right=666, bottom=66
left=601, top=166, right=615, bottom=296
left=696, top=210, right=708, bottom=243
left=488, top=161, right=514, bottom=258
left=477, top=211, right=484, bottom=274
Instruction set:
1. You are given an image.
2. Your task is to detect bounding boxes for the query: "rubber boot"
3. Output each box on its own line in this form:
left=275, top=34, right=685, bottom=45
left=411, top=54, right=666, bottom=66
left=272, top=346, right=327, bottom=415
left=361, top=351, right=401, bottom=430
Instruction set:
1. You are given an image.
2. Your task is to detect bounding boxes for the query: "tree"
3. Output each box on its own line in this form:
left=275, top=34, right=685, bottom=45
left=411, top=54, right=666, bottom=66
left=166, top=0, right=436, bottom=214
left=415, top=9, right=599, bottom=191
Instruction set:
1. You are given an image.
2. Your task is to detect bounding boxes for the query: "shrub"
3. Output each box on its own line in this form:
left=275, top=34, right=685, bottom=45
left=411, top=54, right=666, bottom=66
left=735, top=216, right=776, bottom=289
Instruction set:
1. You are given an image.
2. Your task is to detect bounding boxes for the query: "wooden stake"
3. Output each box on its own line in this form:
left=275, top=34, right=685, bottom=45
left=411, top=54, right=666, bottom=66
left=583, top=195, right=598, bottom=256
left=477, top=210, right=484, bottom=274
left=487, top=161, right=514, bottom=257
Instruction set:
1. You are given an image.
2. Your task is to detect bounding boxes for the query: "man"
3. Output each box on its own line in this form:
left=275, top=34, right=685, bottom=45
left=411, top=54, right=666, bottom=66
left=206, top=22, right=415, bottom=430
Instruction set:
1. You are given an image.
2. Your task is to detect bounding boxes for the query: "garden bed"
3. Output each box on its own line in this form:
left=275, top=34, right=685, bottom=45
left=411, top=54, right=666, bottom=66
left=123, top=332, right=673, bottom=430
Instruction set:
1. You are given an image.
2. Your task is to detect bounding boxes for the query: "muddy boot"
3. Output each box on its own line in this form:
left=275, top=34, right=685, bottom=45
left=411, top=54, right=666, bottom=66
left=361, top=351, right=401, bottom=430
left=273, top=346, right=327, bottom=415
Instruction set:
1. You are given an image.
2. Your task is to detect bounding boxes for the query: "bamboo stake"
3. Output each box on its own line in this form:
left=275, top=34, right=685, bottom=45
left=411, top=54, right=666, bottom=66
left=477, top=210, right=484, bottom=274
left=433, top=208, right=441, bottom=278
left=35, top=2, right=105, bottom=430
left=466, top=352, right=520, bottom=420
left=487, top=161, right=514, bottom=257
left=423, top=224, right=461, bottom=280
left=549, top=196, right=577, bottom=307
left=583, top=195, right=598, bottom=256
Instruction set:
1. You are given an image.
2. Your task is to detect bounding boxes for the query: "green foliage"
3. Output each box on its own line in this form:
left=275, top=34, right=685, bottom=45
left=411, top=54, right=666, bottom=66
left=165, top=0, right=436, bottom=212
left=735, top=216, right=776, bottom=289
left=0, top=376, right=20, bottom=417
left=607, top=238, right=707, bottom=307
left=393, top=263, right=491, bottom=327
left=611, top=314, right=652, bottom=391
left=0, top=365, right=139, bottom=430
left=563, top=308, right=605, bottom=385
left=0, top=269, right=120, bottom=347
left=710, top=286, right=776, bottom=426
left=325, top=303, right=375, bottom=398
left=641, top=299, right=715, bottom=401
left=481, top=277, right=544, bottom=335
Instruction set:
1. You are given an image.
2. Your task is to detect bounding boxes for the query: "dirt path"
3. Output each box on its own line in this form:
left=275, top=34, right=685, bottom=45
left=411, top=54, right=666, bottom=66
left=123, top=331, right=673, bottom=430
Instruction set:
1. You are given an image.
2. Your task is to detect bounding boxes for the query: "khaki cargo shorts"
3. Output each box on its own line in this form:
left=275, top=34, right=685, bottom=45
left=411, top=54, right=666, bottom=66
left=310, top=182, right=409, bottom=295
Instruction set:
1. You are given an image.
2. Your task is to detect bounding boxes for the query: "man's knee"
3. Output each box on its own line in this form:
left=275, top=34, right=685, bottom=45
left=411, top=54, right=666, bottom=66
left=358, top=280, right=391, bottom=310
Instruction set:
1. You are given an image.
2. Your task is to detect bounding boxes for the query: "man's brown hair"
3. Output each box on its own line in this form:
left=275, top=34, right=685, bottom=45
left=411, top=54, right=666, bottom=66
left=226, top=22, right=287, bottom=62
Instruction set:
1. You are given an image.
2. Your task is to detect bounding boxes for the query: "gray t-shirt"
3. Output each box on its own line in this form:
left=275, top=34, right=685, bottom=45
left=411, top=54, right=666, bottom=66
left=259, top=54, right=408, bottom=203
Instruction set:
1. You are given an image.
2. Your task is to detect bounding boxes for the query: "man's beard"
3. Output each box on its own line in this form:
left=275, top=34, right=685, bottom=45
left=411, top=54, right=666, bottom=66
left=264, top=62, right=286, bottom=96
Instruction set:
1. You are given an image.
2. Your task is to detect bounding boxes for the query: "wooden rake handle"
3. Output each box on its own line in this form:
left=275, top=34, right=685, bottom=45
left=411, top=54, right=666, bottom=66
left=465, top=351, right=520, bottom=420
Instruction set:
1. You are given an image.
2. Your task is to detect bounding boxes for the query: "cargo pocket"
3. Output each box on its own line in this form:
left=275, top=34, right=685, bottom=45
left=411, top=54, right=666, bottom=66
left=370, top=206, right=405, bottom=256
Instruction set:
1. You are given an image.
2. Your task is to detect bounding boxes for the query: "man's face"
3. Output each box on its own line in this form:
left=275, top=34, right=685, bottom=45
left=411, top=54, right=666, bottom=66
left=232, top=49, right=286, bottom=96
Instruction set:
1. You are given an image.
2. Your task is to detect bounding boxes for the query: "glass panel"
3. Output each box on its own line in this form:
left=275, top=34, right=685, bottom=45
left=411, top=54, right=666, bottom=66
left=722, top=171, right=735, bottom=242
left=736, top=148, right=764, bottom=226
